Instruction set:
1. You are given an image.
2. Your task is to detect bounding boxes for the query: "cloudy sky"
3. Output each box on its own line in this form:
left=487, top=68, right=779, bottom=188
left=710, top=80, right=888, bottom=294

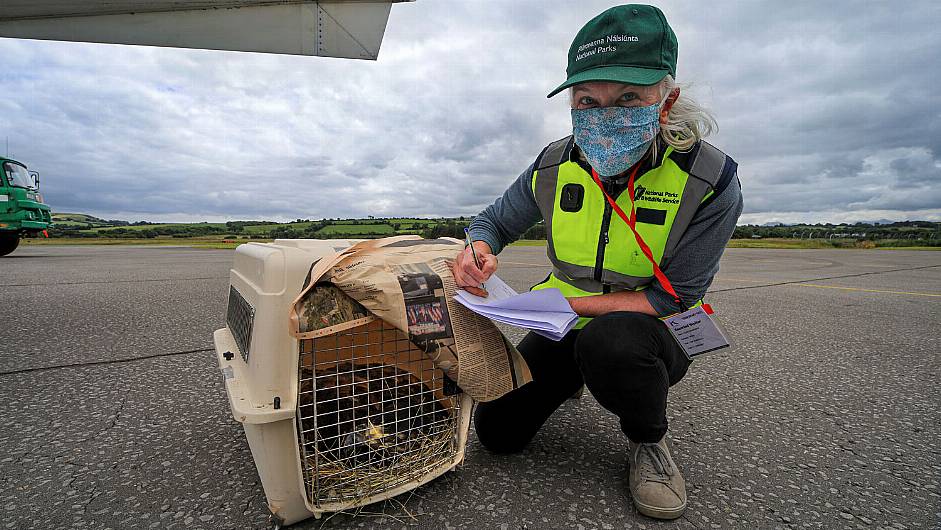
left=1, top=0, right=939, bottom=224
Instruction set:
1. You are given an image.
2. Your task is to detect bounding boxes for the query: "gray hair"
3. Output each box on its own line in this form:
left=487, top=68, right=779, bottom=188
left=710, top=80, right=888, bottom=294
left=568, top=75, right=717, bottom=159
left=656, top=75, right=716, bottom=153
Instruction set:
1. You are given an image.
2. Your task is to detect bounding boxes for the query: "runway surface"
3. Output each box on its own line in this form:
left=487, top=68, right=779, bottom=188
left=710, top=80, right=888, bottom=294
left=1, top=244, right=939, bottom=529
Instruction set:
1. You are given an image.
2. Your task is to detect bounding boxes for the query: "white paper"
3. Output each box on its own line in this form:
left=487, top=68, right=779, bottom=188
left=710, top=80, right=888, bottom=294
left=456, top=274, right=518, bottom=304
left=454, top=274, right=578, bottom=341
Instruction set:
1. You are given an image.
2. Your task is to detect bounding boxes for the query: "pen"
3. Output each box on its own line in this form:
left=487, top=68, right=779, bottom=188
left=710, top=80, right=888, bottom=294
left=463, top=228, right=485, bottom=290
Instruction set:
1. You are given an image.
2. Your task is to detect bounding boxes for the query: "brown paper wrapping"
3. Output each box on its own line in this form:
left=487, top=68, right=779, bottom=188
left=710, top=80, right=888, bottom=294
left=289, top=236, right=532, bottom=402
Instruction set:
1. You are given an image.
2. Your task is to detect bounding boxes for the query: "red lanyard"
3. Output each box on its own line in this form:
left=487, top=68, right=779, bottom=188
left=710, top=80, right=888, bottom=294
left=591, top=167, right=683, bottom=308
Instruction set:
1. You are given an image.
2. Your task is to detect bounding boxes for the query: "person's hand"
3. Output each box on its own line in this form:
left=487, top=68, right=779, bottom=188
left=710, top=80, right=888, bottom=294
left=452, top=241, right=497, bottom=297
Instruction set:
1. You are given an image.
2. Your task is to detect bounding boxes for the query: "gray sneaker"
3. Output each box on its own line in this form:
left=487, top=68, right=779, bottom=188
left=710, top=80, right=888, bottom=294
left=628, top=436, right=687, bottom=520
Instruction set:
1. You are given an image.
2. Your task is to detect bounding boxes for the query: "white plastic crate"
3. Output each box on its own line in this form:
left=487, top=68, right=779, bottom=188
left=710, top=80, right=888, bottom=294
left=213, top=239, right=472, bottom=526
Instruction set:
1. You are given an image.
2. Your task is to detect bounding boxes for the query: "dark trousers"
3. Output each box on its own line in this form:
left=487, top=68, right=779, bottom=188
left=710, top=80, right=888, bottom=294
left=474, top=312, right=692, bottom=452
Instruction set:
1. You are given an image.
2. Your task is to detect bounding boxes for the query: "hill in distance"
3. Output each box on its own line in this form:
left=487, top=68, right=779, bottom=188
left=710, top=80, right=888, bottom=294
left=47, top=213, right=481, bottom=241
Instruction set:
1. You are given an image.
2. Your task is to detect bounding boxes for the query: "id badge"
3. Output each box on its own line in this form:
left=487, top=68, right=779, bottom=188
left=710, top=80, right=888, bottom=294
left=661, top=304, right=731, bottom=360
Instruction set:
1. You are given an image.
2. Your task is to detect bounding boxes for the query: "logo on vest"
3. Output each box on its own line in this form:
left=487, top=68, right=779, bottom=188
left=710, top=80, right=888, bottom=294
left=632, top=185, right=679, bottom=205
left=634, top=184, right=647, bottom=202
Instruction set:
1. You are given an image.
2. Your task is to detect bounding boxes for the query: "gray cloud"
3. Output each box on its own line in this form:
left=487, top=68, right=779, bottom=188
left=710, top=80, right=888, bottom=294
left=1, top=0, right=939, bottom=223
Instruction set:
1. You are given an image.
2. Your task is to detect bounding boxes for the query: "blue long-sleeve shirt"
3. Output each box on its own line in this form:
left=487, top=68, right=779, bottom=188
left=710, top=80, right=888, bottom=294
left=468, top=146, right=743, bottom=316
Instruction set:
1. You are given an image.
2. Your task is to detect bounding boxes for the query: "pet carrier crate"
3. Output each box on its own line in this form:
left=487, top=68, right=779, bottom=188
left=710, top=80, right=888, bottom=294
left=213, top=239, right=473, bottom=526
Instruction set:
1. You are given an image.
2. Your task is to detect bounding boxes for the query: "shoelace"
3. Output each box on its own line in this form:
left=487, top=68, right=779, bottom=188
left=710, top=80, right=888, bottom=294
left=637, top=443, right=675, bottom=484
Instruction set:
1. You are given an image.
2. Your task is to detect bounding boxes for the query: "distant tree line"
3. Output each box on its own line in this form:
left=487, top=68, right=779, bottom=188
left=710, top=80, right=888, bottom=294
left=48, top=224, right=229, bottom=239
left=733, top=221, right=940, bottom=245
left=45, top=215, right=938, bottom=246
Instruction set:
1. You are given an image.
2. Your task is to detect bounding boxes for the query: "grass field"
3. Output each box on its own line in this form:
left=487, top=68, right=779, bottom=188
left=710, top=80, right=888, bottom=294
left=52, top=213, right=102, bottom=222
left=51, top=221, right=94, bottom=227
left=90, top=223, right=228, bottom=233
left=241, top=222, right=316, bottom=234
left=51, top=213, right=115, bottom=230
left=48, top=213, right=453, bottom=239
left=23, top=236, right=939, bottom=251
left=316, top=223, right=395, bottom=235
left=726, top=238, right=939, bottom=249
left=726, top=238, right=841, bottom=249
left=21, top=237, right=255, bottom=247
left=237, top=222, right=399, bottom=235
left=35, top=213, right=941, bottom=252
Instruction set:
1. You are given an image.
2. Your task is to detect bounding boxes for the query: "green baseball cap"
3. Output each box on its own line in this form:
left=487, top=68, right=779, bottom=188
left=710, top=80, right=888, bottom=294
left=547, top=4, right=678, bottom=98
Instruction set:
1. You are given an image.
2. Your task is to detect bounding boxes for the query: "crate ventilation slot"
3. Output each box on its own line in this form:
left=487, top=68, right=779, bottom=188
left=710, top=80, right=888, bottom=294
left=226, top=285, right=255, bottom=363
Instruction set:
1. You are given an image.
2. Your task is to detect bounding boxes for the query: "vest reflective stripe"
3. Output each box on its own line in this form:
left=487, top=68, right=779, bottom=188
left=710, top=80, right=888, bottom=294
left=546, top=266, right=653, bottom=294
left=663, top=142, right=725, bottom=264
left=531, top=271, right=702, bottom=329
left=529, top=136, right=725, bottom=325
left=531, top=136, right=573, bottom=274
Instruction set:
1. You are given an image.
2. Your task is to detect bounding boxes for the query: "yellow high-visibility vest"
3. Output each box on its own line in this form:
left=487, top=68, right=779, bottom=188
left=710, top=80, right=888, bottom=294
left=530, top=136, right=732, bottom=327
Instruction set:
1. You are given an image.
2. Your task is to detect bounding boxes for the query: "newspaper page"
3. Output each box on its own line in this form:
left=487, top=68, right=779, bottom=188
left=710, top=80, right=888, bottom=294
left=294, top=282, right=375, bottom=338
left=289, top=236, right=532, bottom=402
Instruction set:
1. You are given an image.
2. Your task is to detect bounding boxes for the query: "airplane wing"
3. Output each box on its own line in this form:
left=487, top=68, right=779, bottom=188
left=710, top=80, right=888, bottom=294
left=0, top=1, right=414, bottom=59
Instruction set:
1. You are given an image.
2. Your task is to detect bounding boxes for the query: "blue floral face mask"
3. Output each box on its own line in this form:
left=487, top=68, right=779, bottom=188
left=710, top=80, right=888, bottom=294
left=571, top=104, right=660, bottom=178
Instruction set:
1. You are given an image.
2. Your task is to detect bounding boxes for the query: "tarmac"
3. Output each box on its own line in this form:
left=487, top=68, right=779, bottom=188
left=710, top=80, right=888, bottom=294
left=1, top=244, right=939, bottom=530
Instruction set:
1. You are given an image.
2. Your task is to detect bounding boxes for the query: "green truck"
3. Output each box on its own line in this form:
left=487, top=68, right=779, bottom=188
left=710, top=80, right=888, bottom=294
left=1, top=157, right=52, bottom=256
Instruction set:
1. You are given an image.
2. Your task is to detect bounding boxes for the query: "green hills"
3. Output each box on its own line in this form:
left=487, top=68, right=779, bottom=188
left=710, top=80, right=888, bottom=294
left=46, top=213, right=939, bottom=249
left=48, top=213, right=481, bottom=240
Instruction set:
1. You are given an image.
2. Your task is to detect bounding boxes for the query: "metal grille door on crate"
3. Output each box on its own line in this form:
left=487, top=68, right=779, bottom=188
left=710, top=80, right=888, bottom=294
left=296, top=318, right=463, bottom=507
left=226, top=286, right=255, bottom=363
